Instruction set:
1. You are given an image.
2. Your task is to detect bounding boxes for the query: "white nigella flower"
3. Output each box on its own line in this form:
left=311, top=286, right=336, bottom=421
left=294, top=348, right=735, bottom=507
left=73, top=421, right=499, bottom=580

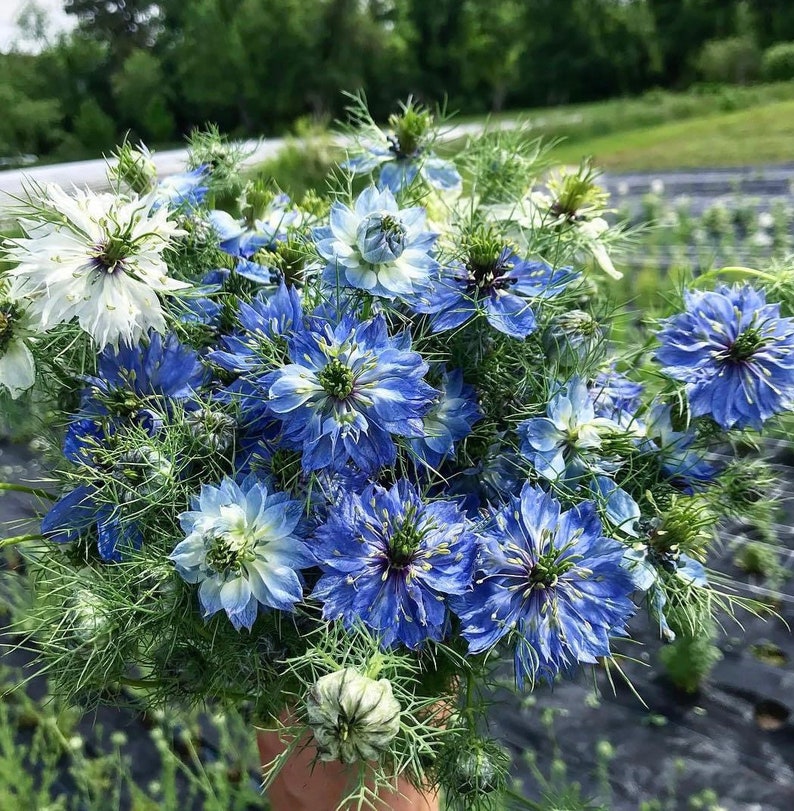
left=483, top=190, right=622, bottom=279
left=0, top=300, right=36, bottom=398
left=2, top=184, right=188, bottom=348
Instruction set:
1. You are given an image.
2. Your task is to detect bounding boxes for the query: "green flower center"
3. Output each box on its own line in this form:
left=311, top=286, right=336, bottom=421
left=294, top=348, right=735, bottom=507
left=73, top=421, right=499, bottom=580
left=728, top=326, right=765, bottom=362
left=380, top=214, right=405, bottom=241
left=464, top=231, right=512, bottom=291
left=388, top=510, right=424, bottom=567
left=92, top=235, right=131, bottom=274
left=205, top=533, right=251, bottom=576
left=319, top=358, right=355, bottom=399
left=528, top=543, right=576, bottom=589
left=387, top=105, right=432, bottom=158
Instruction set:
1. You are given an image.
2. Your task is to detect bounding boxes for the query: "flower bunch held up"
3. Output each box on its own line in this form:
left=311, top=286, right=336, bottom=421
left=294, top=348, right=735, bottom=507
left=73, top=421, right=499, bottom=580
left=1, top=106, right=788, bottom=811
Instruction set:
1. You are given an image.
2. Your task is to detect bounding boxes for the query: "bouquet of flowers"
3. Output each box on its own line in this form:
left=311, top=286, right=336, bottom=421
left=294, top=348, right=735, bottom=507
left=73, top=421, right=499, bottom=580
left=1, top=98, right=792, bottom=810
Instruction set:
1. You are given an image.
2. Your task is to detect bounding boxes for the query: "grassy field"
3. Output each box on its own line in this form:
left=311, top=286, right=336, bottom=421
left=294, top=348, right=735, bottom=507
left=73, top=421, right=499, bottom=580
left=456, top=82, right=794, bottom=171
left=550, top=99, right=794, bottom=170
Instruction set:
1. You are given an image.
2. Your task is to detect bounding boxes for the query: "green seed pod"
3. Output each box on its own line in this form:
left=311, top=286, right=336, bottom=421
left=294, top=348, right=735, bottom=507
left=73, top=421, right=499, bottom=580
left=543, top=309, right=604, bottom=368
left=449, top=740, right=509, bottom=796
left=305, top=668, right=401, bottom=764
left=438, top=736, right=510, bottom=808
left=66, top=587, right=112, bottom=648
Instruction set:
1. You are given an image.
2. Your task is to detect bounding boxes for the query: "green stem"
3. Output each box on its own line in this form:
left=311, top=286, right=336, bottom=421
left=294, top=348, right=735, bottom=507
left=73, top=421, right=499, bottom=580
left=0, top=482, right=57, bottom=500
left=464, top=668, right=476, bottom=729
left=693, top=265, right=775, bottom=286
left=0, top=533, right=44, bottom=550
left=504, top=788, right=543, bottom=810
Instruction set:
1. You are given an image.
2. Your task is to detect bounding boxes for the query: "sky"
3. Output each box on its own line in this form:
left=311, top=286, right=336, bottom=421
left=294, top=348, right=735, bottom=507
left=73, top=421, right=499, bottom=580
left=0, top=0, right=74, bottom=52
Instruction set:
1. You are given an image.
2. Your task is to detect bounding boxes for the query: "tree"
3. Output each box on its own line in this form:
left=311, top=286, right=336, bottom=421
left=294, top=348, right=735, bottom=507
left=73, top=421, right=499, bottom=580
left=72, top=97, right=117, bottom=153
left=64, top=0, right=161, bottom=60
left=111, top=49, right=175, bottom=141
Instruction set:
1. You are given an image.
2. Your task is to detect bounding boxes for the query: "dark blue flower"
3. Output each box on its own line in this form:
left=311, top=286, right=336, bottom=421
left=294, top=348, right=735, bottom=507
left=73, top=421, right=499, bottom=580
left=644, top=403, right=716, bottom=489
left=41, top=420, right=149, bottom=561
left=208, top=197, right=298, bottom=258
left=203, top=259, right=276, bottom=289
left=656, top=285, right=794, bottom=430
left=456, top=482, right=635, bottom=686
left=448, top=437, right=525, bottom=516
left=210, top=282, right=304, bottom=377
left=415, top=249, right=576, bottom=339
left=265, top=313, right=436, bottom=473
left=409, top=368, right=481, bottom=468
left=589, top=368, right=643, bottom=421
left=80, top=331, right=207, bottom=429
left=311, top=479, right=476, bottom=649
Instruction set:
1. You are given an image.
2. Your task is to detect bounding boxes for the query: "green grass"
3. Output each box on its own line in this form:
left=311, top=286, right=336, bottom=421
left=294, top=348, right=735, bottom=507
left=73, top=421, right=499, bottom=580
left=456, top=82, right=794, bottom=170
left=550, top=99, right=794, bottom=170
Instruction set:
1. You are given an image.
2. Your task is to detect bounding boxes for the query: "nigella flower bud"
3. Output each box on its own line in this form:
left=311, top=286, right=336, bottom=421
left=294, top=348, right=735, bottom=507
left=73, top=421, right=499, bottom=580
left=113, top=446, right=174, bottom=503
left=305, top=668, right=401, bottom=764
left=66, top=587, right=112, bottom=647
left=438, top=736, right=510, bottom=803
left=543, top=309, right=604, bottom=368
left=185, top=407, right=237, bottom=453
left=110, top=142, right=158, bottom=195
left=356, top=212, right=407, bottom=263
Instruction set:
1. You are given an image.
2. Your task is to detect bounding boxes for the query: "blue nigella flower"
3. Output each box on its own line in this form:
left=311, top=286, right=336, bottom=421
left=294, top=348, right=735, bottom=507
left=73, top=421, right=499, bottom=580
left=456, top=482, right=635, bottom=686
left=623, top=543, right=707, bottom=642
left=41, top=419, right=153, bottom=561
left=448, top=436, right=525, bottom=516
left=315, top=186, right=438, bottom=299
left=656, top=285, right=794, bottom=430
left=311, top=479, right=476, bottom=649
left=210, top=282, right=305, bottom=377
left=517, top=377, right=622, bottom=482
left=203, top=259, right=276, bottom=289
left=208, top=196, right=298, bottom=258
left=155, top=166, right=209, bottom=209
left=169, top=475, right=311, bottom=630
left=589, top=368, right=643, bottom=422
left=590, top=475, right=641, bottom=537
left=415, top=249, right=576, bottom=339
left=265, top=312, right=436, bottom=473
left=346, top=143, right=461, bottom=195
left=409, top=368, right=481, bottom=468
left=176, top=296, right=223, bottom=331
left=644, top=402, right=716, bottom=489
left=79, top=331, right=207, bottom=430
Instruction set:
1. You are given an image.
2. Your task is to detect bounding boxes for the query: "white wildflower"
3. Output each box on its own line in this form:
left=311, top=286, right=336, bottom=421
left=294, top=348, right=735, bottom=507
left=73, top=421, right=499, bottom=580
left=0, top=301, right=36, bottom=398
left=3, top=184, right=188, bottom=348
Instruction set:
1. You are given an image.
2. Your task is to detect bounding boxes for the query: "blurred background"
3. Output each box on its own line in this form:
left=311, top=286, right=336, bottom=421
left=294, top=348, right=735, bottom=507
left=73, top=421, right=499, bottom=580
left=1, top=0, right=794, bottom=168
left=2, top=2, right=794, bottom=811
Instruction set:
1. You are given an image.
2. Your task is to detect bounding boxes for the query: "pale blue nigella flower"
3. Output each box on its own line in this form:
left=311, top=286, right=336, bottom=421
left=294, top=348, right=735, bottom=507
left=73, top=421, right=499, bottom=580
left=169, top=476, right=311, bottom=630
left=315, top=186, right=438, bottom=299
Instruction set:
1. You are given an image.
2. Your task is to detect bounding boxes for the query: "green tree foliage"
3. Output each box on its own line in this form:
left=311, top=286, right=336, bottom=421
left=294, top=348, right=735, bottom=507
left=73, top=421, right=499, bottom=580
left=761, top=42, right=794, bottom=81
left=111, top=49, right=175, bottom=141
left=64, top=0, right=161, bottom=60
left=6, top=0, right=794, bottom=161
left=71, top=97, right=117, bottom=154
left=0, top=53, right=65, bottom=157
